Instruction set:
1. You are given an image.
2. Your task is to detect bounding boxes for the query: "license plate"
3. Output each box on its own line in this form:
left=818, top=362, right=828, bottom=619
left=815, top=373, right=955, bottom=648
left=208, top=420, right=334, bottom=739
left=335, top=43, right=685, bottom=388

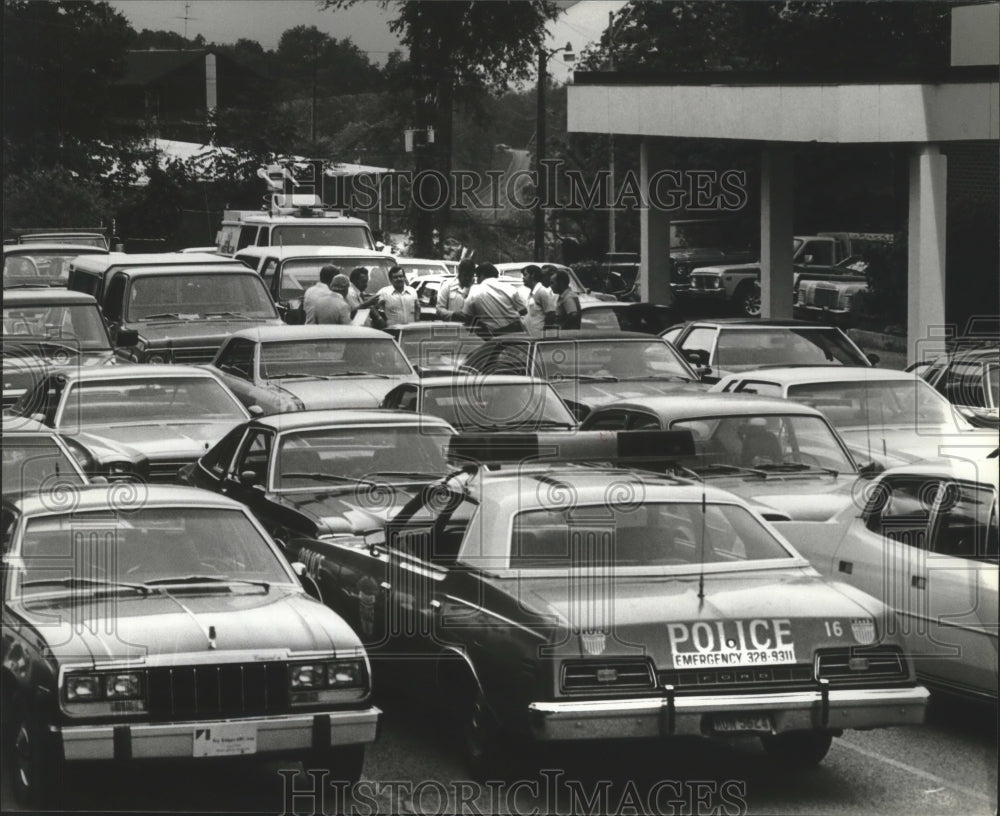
left=712, top=715, right=772, bottom=734
left=192, top=723, right=258, bottom=757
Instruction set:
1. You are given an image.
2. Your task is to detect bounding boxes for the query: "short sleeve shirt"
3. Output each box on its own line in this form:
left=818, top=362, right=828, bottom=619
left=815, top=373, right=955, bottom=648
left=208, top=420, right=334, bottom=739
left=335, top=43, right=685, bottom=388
left=313, top=292, right=352, bottom=325
left=378, top=285, right=419, bottom=327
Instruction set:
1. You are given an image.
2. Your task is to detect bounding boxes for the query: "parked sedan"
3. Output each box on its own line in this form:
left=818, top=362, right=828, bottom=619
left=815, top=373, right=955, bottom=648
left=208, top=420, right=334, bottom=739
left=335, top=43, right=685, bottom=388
left=381, top=375, right=578, bottom=431
left=661, top=319, right=876, bottom=384
left=460, top=331, right=701, bottom=418
left=5, top=365, right=249, bottom=481
left=915, top=344, right=999, bottom=430
left=580, top=393, right=863, bottom=521
left=209, top=325, right=417, bottom=414
left=287, top=430, right=928, bottom=778
left=1, top=485, right=380, bottom=807
left=712, top=366, right=998, bottom=468
left=780, top=457, right=998, bottom=701
left=382, top=321, right=484, bottom=374
left=179, top=409, right=455, bottom=540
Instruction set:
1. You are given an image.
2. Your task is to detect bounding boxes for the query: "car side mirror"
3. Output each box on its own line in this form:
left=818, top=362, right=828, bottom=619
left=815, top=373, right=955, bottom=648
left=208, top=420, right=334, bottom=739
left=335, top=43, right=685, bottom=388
left=683, top=349, right=708, bottom=367
left=115, top=329, right=139, bottom=347
left=866, top=352, right=880, bottom=366
left=239, top=470, right=262, bottom=488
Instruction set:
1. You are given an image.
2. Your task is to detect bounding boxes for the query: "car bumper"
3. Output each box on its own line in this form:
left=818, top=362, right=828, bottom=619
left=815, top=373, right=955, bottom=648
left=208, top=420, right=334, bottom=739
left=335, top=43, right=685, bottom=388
left=683, top=288, right=727, bottom=300
left=795, top=305, right=850, bottom=317
left=527, top=686, right=928, bottom=741
left=58, top=707, right=381, bottom=761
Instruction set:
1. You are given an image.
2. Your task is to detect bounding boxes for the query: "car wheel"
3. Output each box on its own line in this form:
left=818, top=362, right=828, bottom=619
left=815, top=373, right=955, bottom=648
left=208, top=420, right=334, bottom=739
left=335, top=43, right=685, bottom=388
left=302, top=744, right=366, bottom=785
left=462, top=693, right=513, bottom=782
left=736, top=283, right=761, bottom=318
left=760, top=731, right=834, bottom=766
left=8, top=697, right=61, bottom=808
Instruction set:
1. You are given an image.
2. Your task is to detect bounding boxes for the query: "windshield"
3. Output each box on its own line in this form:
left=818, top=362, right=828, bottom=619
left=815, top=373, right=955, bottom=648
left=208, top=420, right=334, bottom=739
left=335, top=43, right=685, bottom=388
left=275, top=425, right=452, bottom=490
left=278, top=257, right=393, bottom=301
left=535, top=340, right=694, bottom=381
left=126, top=273, right=276, bottom=321
left=397, top=327, right=484, bottom=368
left=668, top=414, right=856, bottom=473
left=271, top=224, right=373, bottom=250
left=422, top=382, right=576, bottom=430
left=505, top=502, right=792, bottom=570
left=3, top=436, right=85, bottom=494
left=260, top=338, right=412, bottom=378
left=715, top=328, right=868, bottom=369
left=4, top=252, right=93, bottom=285
left=400, top=263, right=448, bottom=277
left=788, top=379, right=960, bottom=430
left=2, top=302, right=111, bottom=351
left=17, top=508, right=290, bottom=595
left=40, top=376, right=246, bottom=429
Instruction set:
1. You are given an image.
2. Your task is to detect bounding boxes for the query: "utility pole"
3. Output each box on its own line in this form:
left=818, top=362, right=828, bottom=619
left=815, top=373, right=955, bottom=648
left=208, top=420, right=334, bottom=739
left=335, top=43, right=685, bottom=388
left=534, top=48, right=548, bottom=262
left=310, top=40, right=318, bottom=146
left=608, top=10, right=616, bottom=255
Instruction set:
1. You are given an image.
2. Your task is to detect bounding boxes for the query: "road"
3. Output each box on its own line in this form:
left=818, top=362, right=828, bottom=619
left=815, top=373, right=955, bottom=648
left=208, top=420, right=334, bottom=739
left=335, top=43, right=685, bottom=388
left=4, top=691, right=995, bottom=814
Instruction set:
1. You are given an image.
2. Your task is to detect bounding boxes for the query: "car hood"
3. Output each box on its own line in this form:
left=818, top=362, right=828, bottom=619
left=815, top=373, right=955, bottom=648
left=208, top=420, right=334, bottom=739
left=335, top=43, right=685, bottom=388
left=13, top=587, right=361, bottom=664
left=553, top=380, right=706, bottom=411
left=137, top=318, right=282, bottom=345
left=838, top=425, right=999, bottom=468
left=83, top=421, right=243, bottom=460
left=507, top=568, right=887, bottom=663
left=272, top=377, right=411, bottom=410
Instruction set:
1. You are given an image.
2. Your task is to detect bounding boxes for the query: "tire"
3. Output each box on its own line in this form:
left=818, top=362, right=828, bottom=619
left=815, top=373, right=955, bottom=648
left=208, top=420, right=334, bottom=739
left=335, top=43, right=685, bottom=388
left=735, top=283, right=761, bottom=318
left=302, top=744, right=366, bottom=785
left=462, top=693, right=513, bottom=782
left=8, top=697, right=62, bottom=808
left=760, top=731, right=834, bottom=767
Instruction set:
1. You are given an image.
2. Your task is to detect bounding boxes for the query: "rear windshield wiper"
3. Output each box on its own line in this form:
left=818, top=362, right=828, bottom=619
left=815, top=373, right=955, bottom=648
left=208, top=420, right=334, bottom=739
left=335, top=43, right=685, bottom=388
left=140, top=312, right=183, bottom=321
left=21, top=576, right=149, bottom=594
left=326, top=371, right=391, bottom=378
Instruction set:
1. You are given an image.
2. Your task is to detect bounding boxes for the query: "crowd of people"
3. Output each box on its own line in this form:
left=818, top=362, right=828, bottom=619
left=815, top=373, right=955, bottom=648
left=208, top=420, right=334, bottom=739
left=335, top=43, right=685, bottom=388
left=303, top=260, right=582, bottom=338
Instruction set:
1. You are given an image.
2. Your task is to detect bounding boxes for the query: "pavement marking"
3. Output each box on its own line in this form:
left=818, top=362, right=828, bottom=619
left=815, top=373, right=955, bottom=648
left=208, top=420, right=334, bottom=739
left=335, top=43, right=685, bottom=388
left=835, top=738, right=994, bottom=804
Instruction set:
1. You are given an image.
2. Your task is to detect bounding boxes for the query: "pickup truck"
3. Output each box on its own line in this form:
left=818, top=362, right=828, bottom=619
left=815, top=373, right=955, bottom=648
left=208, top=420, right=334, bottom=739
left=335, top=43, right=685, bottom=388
left=680, top=233, right=890, bottom=318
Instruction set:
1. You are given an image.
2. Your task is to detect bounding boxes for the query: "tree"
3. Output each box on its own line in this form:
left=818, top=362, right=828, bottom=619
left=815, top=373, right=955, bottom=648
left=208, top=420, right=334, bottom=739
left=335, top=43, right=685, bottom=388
left=3, top=1, right=133, bottom=173
left=321, top=0, right=562, bottom=256
left=3, top=167, right=112, bottom=232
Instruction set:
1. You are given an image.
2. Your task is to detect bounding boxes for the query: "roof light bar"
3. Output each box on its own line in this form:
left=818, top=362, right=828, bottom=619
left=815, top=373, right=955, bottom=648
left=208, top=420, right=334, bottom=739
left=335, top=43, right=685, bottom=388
left=447, top=430, right=695, bottom=466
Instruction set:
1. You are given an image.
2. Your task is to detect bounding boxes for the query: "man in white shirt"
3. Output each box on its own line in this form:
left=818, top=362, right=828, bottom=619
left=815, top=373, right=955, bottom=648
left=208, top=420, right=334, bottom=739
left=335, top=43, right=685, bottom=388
left=520, top=264, right=557, bottom=335
left=461, top=263, right=528, bottom=338
left=303, top=265, right=339, bottom=324
left=313, top=273, right=353, bottom=325
left=376, top=266, right=419, bottom=328
left=436, top=259, right=475, bottom=321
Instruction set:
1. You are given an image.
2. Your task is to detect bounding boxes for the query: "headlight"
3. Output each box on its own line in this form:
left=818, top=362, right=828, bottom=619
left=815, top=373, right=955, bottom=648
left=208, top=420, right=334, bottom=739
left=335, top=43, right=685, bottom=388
left=288, top=659, right=368, bottom=703
left=65, top=673, right=102, bottom=701
left=64, top=670, right=144, bottom=703
left=107, top=461, right=131, bottom=476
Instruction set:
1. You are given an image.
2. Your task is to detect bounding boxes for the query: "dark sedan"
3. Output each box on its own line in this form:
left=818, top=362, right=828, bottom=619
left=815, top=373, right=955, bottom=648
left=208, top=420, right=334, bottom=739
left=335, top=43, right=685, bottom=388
left=460, top=330, right=702, bottom=418
left=179, top=409, right=455, bottom=540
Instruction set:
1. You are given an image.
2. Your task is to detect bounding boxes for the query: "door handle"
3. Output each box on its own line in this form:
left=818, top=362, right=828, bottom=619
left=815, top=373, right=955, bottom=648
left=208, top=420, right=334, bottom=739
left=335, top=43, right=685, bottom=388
left=911, top=575, right=926, bottom=590
left=838, top=560, right=853, bottom=575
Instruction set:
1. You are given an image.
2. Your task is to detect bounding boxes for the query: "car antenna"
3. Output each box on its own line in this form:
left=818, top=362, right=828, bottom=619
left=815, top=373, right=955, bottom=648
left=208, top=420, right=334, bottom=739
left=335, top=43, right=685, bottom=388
left=864, top=374, right=873, bottom=468
left=697, top=484, right=707, bottom=609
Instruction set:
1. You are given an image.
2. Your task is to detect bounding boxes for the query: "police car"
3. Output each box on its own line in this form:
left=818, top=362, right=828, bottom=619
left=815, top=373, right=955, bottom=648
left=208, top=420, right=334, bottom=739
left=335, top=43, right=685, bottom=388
left=287, top=430, right=929, bottom=778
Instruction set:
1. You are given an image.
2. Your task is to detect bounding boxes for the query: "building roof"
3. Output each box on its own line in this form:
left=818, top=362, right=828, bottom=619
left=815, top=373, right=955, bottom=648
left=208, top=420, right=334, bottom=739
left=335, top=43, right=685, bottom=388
left=118, top=49, right=261, bottom=87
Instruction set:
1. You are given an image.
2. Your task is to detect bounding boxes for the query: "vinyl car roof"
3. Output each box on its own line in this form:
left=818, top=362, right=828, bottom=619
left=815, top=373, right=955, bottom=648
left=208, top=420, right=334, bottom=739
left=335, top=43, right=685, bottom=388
left=249, top=408, right=454, bottom=433
left=228, top=325, right=394, bottom=342
left=233, top=246, right=395, bottom=260
left=10, top=484, right=245, bottom=516
left=3, top=289, right=99, bottom=306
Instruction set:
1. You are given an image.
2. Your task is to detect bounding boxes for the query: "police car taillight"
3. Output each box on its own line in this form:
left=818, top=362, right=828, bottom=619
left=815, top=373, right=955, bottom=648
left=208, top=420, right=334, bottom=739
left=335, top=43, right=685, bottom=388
left=447, top=430, right=695, bottom=466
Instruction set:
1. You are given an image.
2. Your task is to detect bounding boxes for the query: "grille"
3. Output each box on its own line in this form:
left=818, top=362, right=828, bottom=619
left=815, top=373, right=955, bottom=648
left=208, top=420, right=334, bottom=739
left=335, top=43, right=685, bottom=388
left=810, top=286, right=839, bottom=308
left=147, top=458, right=196, bottom=482
left=659, top=664, right=814, bottom=693
left=169, top=346, right=219, bottom=364
left=691, top=275, right=720, bottom=290
left=816, top=648, right=907, bottom=682
left=147, top=662, right=289, bottom=721
left=561, top=661, right=655, bottom=693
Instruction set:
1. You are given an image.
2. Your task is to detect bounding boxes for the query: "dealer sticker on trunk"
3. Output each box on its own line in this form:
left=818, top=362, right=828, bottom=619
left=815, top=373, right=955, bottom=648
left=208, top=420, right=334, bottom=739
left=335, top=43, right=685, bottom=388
left=667, top=619, right=796, bottom=669
left=192, top=723, right=258, bottom=757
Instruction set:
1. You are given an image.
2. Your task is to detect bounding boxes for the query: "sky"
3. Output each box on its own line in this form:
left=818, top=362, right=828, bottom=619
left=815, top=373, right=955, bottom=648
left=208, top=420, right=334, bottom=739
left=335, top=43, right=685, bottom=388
left=107, top=0, right=628, bottom=81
